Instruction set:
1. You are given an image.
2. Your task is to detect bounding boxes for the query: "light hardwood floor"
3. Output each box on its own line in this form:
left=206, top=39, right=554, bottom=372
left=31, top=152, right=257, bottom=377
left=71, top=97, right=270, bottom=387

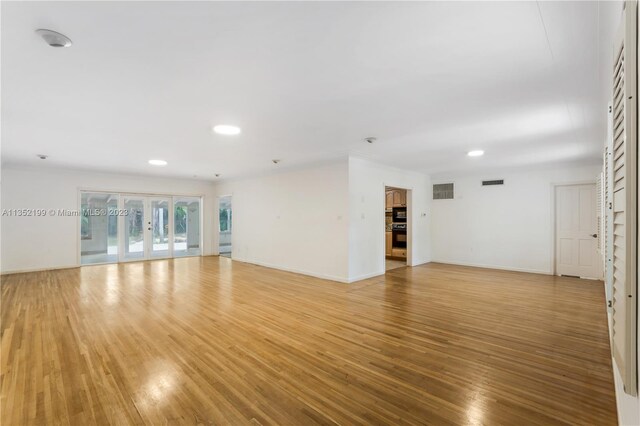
left=1, top=257, right=617, bottom=425
left=385, top=258, right=406, bottom=271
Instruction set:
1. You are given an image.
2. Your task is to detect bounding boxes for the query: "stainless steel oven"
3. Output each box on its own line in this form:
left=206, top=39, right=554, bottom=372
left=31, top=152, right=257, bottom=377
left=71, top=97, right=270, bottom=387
left=392, top=223, right=407, bottom=248
left=392, top=207, right=407, bottom=222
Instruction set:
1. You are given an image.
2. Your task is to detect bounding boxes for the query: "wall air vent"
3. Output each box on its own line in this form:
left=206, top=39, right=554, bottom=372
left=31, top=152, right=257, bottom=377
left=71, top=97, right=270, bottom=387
left=482, top=179, right=504, bottom=186
left=433, top=183, right=454, bottom=200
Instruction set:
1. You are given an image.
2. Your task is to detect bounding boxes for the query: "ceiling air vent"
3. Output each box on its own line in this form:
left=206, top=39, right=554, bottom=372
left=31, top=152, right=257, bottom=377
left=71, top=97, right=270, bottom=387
left=482, top=179, right=504, bottom=186
left=433, top=183, right=454, bottom=200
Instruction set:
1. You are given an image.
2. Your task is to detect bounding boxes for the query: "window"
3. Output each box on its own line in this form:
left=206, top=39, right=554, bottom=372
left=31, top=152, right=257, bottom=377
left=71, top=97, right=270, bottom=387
left=219, top=208, right=232, bottom=232
left=81, top=203, right=91, bottom=239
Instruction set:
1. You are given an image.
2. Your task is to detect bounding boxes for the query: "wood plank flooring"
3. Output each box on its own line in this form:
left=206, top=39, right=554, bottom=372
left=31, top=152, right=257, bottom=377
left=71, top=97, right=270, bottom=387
left=1, top=258, right=617, bottom=425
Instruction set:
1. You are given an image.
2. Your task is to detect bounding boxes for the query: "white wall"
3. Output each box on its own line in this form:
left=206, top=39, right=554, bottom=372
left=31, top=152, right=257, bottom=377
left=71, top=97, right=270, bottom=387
left=212, top=160, right=350, bottom=282
left=3, top=158, right=423, bottom=283
left=1, top=165, right=216, bottom=273
left=348, top=157, right=432, bottom=281
left=430, top=164, right=601, bottom=275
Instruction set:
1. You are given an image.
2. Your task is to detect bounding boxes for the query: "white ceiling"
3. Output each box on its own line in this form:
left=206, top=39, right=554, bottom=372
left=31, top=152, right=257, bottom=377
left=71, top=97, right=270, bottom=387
left=1, top=1, right=621, bottom=180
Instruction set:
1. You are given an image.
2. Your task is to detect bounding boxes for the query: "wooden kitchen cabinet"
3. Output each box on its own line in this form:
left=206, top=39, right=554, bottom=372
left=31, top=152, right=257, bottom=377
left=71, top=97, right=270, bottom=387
left=385, top=191, right=393, bottom=209
left=391, top=248, right=407, bottom=258
left=391, top=190, right=406, bottom=207
left=385, top=232, right=392, bottom=255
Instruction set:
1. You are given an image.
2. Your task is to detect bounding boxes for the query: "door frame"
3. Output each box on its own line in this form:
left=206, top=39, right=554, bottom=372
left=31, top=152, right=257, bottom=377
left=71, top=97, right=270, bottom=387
left=77, top=189, right=204, bottom=266
left=382, top=184, right=413, bottom=270
left=550, top=181, right=602, bottom=278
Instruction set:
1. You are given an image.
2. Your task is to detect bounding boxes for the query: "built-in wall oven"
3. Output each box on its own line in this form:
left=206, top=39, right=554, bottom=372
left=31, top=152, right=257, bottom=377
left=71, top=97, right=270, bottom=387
left=392, top=207, right=407, bottom=222
left=392, top=223, right=407, bottom=248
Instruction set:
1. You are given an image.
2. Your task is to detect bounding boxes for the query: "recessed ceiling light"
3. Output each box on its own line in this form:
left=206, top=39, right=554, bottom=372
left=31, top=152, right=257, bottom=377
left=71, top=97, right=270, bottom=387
left=467, top=150, right=484, bottom=157
left=35, top=29, right=72, bottom=48
left=148, top=159, right=167, bottom=166
left=213, top=125, right=241, bottom=135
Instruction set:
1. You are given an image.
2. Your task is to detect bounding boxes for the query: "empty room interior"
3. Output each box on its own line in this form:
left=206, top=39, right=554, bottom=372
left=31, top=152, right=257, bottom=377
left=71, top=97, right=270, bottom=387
left=2, top=1, right=640, bottom=424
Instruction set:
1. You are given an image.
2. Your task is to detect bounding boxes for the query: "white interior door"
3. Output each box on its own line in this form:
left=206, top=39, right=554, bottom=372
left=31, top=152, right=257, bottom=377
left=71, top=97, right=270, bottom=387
left=555, top=184, right=601, bottom=279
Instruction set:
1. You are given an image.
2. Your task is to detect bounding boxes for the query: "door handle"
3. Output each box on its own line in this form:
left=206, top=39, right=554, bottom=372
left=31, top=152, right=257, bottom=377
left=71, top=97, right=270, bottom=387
left=591, top=234, right=598, bottom=238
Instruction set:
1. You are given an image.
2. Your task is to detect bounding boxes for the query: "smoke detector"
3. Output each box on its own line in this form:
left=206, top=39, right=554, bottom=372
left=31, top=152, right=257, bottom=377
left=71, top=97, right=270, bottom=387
left=36, top=29, right=72, bottom=48
left=365, top=137, right=377, bottom=144
left=272, top=159, right=281, bottom=164
left=36, top=154, right=48, bottom=160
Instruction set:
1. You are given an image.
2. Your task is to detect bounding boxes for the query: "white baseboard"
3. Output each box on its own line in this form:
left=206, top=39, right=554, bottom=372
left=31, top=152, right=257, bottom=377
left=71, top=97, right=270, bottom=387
left=409, top=259, right=431, bottom=268
left=348, top=271, right=384, bottom=283
left=430, top=259, right=552, bottom=275
left=607, top=307, right=639, bottom=426
left=231, top=257, right=350, bottom=283
left=1, top=264, right=79, bottom=275
left=612, top=357, right=640, bottom=425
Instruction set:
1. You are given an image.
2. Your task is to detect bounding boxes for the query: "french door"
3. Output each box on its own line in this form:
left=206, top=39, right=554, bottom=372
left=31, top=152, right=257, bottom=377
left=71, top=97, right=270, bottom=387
left=80, top=191, right=202, bottom=265
left=122, top=195, right=173, bottom=261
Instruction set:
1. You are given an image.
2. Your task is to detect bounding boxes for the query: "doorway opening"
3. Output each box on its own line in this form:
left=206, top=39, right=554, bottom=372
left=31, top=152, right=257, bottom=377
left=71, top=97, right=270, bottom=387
left=554, top=183, right=601, bottom=279
left=385, top=186, right=409, bottom=271
left=219, top=195, right=232, bottom=258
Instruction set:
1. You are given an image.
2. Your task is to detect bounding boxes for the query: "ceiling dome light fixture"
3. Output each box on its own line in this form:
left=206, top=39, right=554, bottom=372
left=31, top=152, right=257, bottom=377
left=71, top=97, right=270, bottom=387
left=213, top=125, right=241, bottom=136
left=467, top=150, right=484, bottom=157
left=148, top=159, right=168, bottom=166
left=35, top=29, right=72, bottom=48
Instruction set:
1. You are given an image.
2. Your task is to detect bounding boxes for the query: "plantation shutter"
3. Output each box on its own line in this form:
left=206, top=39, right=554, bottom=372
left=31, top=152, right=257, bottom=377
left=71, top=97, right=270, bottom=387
left=605, top=147, right=614, bottom=308
left=611, top=0, right=638, bottom=397
left=597, top=174, right=603, bottom=255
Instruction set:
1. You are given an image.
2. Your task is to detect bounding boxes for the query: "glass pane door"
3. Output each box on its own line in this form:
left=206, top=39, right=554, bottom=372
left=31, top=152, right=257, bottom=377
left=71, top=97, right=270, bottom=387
left=174, top=197, right=201, bottom=257
left=82, top=192, right=202, bottom=264
left=151, top=198, right=171, bottom=258
left=80, top=192, right=119, bottom=265
left=218, top=196, right=231, bottom=257
left=123, top=197, right=145, bottom=260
